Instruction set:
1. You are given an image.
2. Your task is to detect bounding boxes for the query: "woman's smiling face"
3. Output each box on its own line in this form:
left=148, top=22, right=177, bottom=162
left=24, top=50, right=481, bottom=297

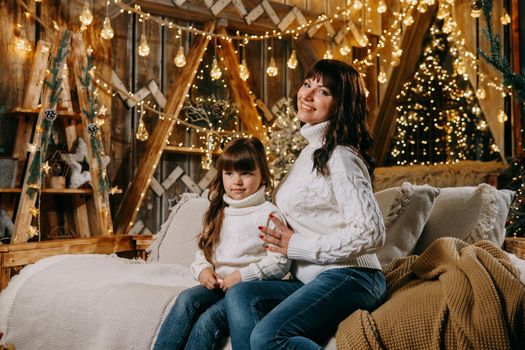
left=296, top=77, right=334, bottom=125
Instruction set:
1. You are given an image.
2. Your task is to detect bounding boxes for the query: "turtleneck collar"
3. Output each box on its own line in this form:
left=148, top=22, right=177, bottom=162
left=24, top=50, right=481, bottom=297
left=300, top=121, right=329, bottom=148
left=223, top=185, right=266, bottom=209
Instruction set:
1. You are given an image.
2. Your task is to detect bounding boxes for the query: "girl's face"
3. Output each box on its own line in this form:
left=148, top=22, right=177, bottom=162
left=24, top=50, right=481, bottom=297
left=297, top=77, right=334, bottom=125
left=222, top=167, right=263, bottom=200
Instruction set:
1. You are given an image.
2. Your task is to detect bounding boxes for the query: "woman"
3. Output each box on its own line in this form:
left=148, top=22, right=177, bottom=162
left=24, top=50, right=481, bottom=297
left=225, top=59, right=386, bottom=350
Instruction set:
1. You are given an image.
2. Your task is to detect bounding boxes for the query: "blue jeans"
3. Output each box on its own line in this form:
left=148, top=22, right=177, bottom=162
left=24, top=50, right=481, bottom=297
left=153, top=285, right=229, bottom=350
left=225, top=267, right=386, bottom=350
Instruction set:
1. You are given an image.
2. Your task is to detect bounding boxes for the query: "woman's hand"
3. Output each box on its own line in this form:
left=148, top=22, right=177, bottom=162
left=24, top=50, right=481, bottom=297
left=198, top=268, right=221, bottom=290
left=259, top=214, right=294, bottom=256
left=219, top=271, right=241, bottom=292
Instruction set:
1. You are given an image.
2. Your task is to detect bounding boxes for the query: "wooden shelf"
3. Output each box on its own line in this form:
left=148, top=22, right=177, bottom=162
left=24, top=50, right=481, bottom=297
left=4, top=108, right=81, bottom=121
left=163, top=145, right=221, bottom=156
left=0, top=188, right=93, bottom=195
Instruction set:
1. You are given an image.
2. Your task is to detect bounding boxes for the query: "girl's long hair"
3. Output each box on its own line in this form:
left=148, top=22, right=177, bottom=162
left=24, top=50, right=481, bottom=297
left=301, top=59, right=376, bottom=177
left=198, top=137, right=271, bottom=263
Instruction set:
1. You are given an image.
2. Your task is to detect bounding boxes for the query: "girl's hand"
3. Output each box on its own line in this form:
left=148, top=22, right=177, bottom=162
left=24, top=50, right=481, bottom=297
left=219, top=271, right=241, bottom=292
left=198, top=268, right=221, bottom=290
left=259, top=214, right=294, bottom=256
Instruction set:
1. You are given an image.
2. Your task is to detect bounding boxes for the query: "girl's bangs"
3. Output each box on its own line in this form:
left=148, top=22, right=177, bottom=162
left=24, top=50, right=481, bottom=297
left=220, top=146, right=257, bottom=171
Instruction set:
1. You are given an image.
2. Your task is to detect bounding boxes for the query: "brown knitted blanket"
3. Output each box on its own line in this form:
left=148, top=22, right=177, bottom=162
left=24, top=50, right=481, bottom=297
left=336, top=237, right=525, bottom=349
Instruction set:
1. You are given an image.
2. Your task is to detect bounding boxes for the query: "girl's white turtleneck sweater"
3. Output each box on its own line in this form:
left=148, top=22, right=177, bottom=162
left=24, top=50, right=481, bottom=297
left=275, top=121, right=385, bottom=284
left=191, top=186, right=291, bottom=282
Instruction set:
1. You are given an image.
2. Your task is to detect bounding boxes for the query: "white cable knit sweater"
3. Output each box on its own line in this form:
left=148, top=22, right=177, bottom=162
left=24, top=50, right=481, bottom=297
left=190, top=186, right=291, bottom=282
left=275, top=121, right=385, bottom=283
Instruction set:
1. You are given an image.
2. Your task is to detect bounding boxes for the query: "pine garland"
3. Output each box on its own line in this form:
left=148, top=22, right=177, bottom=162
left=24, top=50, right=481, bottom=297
left=480, top=0, right=525, bottom=101
left=80, top=53, right=110, bottom=196
left=26, top=31, right=71, bottom=198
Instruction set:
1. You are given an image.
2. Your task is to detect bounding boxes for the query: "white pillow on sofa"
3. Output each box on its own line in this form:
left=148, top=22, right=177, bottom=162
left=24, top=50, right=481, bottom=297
left=413, top=183, right=514, bottom=254
left=147, top=193, right=209, bottom=266
left=374, top=182, right=440, bottom=266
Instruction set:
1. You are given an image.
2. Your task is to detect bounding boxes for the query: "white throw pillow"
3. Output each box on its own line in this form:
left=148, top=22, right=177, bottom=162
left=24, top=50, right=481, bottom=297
left=374, top=182, right=440, bottom=266
left=413, top=184, right=514, bottom=254
left=147, top=193, right=209, bottom=266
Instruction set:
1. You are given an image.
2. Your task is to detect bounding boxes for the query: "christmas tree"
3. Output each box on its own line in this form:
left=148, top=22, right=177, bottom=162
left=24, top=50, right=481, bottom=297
left=266, top=98, right=307, bottom=185
left=389, top=20, right=499, bottom=166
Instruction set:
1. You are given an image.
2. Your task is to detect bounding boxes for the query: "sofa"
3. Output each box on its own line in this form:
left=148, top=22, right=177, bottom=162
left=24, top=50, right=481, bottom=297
left=0, top=182, right=523, bottom=349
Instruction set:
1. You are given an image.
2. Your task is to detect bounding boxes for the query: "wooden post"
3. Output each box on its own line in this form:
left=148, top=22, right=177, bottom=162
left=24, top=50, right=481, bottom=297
left=216, top=24, right=264, bottom=139
left=12, top=30, right=72, bottom=244
left=370, top=5, right=437, bottom=166
left=113, top=21, right=216, bottom=235
left=70, top=33, right=113, bottom=237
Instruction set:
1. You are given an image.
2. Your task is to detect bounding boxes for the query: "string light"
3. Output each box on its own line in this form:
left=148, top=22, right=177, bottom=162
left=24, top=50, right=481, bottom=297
left=136, top=103, right=149, bottom=141
left=497, top=109, right=508, bottom=123
left=267, top=57, right=278, bottom=77
left=174, top=30, right=186, bottom=67
left=377, top=0, right=387, bottom=14
left=210, top=58, right=222, bottom=80
left=79, top=1, right=93, bottom=27
left=378, top=70, right=387, bottom=84
left=500, top=9, right=511, bottom=25
left=15, top=28, right=32, bottom=53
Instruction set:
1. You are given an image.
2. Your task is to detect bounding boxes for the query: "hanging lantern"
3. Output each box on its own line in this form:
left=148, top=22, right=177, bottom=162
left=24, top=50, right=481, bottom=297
left=174, top=46, right=187, bottom=67
left=339, top=38, right=351, bottom=56
left=100, top=17, right=114, bottom=40
left=136, top=119, right=149, bottom=141
left=79, top=1, right=93, bottom=26
left=210, top=58, right=222, bottom=80
left=377, top=0, right=387, bottom=13
left=239, top=59, right=250, bottom=81
left=266, top=57, right=278, bottom=77
left=287, top=50, right=298, bottom=69
left=138, top=34, right=150, bottom=57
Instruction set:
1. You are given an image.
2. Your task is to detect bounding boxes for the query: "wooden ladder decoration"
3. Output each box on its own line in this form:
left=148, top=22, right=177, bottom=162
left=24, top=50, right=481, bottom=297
left=11, top=29, right=113, bottom=243
left=113, top=21, right=216, bottom=235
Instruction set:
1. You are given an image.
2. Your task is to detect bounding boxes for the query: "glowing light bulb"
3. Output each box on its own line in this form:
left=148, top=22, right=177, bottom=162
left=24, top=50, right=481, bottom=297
left=138, top=34, right=150, bottom=57
left=100, top=17, right=114, bottom=40
left=497, top=110, right=508, bottom=123
left=239, top=59, right=250, bottom=81
left=339, top=38, right=351, bottom=56
left=476, top=88, right=486, bottom=100
left=287, top=50, right=298, bottom=69
left=501, top=10, right=511, bottom=25
left=15, top=29, right=32, bottom=53
left=377, top=1, right=387, bottom=13
left=358, top=35, right=369, bottom=48
left=136, top=119, right=149, bottom=141
left=79, top=1, right=93, bottom=26
left=266, top=57, right=278, bottom=77
left=210, top=58, right=222, bottom=80
left=174, top=46, right=186, bottom=67
left=323, top=49, right=334, bottom=59
left=403, top=15, right=414, bottom=26
left=353, top=0, right=363, bottom=10
left=378, top=70, right=387, bottom=84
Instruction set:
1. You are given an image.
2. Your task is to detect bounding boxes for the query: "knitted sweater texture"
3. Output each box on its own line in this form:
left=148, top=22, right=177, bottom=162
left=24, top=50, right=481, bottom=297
left=190, top=186, right=290, bottom=282
left=275, top=122, right=385, bottom=283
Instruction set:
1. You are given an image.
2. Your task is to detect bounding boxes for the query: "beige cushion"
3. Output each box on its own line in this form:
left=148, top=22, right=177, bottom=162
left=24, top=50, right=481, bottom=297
left=374, top=182, right=440, bottom=266
left=147, top=193, right=209, bottom=266
left=413, top=184, right=514, bottom=254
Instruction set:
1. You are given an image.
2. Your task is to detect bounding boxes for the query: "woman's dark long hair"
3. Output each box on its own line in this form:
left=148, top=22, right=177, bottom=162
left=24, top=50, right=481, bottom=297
left=198, top=137, right=272, bottom=263
left=300, top=59, right=375, bottom=177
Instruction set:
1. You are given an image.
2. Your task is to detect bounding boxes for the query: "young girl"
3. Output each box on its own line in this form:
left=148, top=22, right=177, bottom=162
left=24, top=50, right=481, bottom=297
left=154, top=137, right=290, bottom=350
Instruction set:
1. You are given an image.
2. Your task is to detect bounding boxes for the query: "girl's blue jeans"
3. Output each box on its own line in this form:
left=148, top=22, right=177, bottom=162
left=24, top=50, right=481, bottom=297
left=153, top=285, right=228, bottom=350
left=225, top=267, right=386, bottom=350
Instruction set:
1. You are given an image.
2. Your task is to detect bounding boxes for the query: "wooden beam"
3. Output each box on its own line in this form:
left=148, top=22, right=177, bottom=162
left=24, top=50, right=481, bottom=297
left=216, top=25, right=264, bottom=138
left=511, top=0, right=522, bottom=153
left=137, top=0, right=320, bottom=36
left=295, top=35, right=320, bottom=72
left=113, top=21, right=216, bottom=235
left=371, top=5, right=437, bottom=166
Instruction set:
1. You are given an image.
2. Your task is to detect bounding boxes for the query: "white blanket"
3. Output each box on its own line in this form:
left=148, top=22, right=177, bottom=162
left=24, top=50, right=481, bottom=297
left=0, top=254, right=197, bottom=350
